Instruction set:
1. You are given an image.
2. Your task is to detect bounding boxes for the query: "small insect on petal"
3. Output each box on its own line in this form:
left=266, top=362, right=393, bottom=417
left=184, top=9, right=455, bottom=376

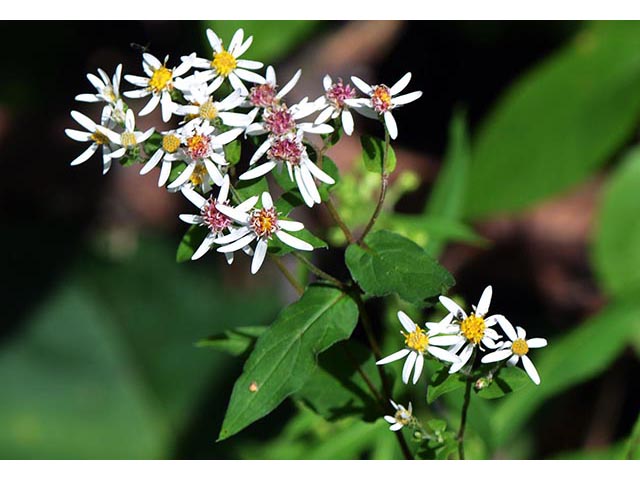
left=249, top=381, right=259, bottom=392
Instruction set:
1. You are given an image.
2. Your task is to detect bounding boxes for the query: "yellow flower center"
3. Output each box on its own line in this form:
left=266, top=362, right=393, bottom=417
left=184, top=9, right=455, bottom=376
left=212, top=50, right=237, bottom=77
left=394, top=409, right=411, bottom=425
left=250, top=207, right=279, bottom=238
left=511, top=338, right=529, bottom=356
left=120, top=132, right=137, bottom=147
left=403, top=326, right=429, bottom=353
left=148, top=66, right=173, bottom=93
left=162, top=134, right=180, bottom=153
left=90, top=131, right=110, bottom=145
left=189, top=163, right=208, bottom=186
left=103, top=86, right=117, bottom=102
left=199, top=99, right=218, bottom=120
left=460, top=314, right=486, bottom=345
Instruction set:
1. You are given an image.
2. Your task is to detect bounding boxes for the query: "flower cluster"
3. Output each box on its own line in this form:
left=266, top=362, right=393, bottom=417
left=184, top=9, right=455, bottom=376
left=66, top=27, right=422, bottom=274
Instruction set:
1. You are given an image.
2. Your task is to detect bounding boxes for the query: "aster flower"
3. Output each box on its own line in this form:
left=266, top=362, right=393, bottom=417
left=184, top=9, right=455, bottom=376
left=314, top=74, right=358, bottom=135
left=384, top=400, right=413, bottom=432
left=167, top=120, right=242, bottom=193
left=214, top=192, right=313, bottom=274
left=75, top=64, right=123, bottom=106
left=139, top=130, right=182, bottom=187
left=174, top=83, right=250, bottom=129
left=245, top=99, right=329, bottom=139
left=190, top=28, right=265, bottom=95
left=65, top=107, right=118, bottom=175
left=438, top=286, right=504, bottom=374
left=245, top=65, right=301, bottom=111
left=377, top=311, right=460, bottom=385
left=345, top=72, right=422, bottom=139
left=178, top=175, right=238, bottom=263
left=239, top=130, right=335, bottom=208
left=124, top=53, right=193, bottom=123
left=95, top=109, right=154, bottom=161
left=481, top=316, right=547, bottom=385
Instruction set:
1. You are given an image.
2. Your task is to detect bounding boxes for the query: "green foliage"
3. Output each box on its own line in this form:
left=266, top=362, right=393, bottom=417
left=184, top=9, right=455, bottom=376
left=224, top=139, right=242, bottom=166
left=345, top=230, right=455, bottom=303
left=426, top=367, right=466, bottom=404
left=491, top=302, right=640, bottom=446
left=295, top=341, right=382, bottom=422
left=466, top=21, right=640, bottom=218
left=234, top=176, right=269, bottom=202
left=196, top=326, right=267, bottom=357
left=218, top=285, right=359, bottom=441
left=625, top=411, right=640, bottom=459
left=360, top=135, right=397, bottom=174
left=205, top=20, right=321, bottom=64
left=143, top=131, right=162, bottom=157
left=176, top=225, right=208, bottom=263
left=592, top=146, right=640, bottom=300
left=475, top=366, right=532, bottom=400
left=318, top=157, right=340, bottom=201
left=0, top=238, right=279, bottom=459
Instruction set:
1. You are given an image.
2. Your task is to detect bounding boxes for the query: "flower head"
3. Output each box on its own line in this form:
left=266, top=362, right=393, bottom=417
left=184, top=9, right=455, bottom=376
left=346, top=72, right=422, bottom=139
left=481, top=316, right=548, bottom=385
left=65, top=107, right=118, bottom=175
left=314, top=75, right=357, bottom=135
left=95, top=109, right=155, bottom=161
left=384, top=400, right=413, bottom=432
left=376, top=311, right=460, bottom=384
left=75, top=64, right=123, bottom=106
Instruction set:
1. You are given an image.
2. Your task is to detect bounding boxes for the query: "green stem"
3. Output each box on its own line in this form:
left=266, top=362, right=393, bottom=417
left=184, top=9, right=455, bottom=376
left=457, top=349, right=477, bottom=460
left=292, top=251, right=345, bottom=289
left=359, top=128, right=390, bottom=243
left=270, top=255, right=304, bottom=295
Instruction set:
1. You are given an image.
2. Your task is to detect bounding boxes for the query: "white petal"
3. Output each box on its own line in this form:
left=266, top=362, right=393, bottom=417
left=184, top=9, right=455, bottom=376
left=192, top=234, right=216, bottom=260
left=181, top=186, right=207, bottom=209
left=376, top=349, right=410, bottom=365
left=428, top=346, right=460, bottom=364
left=516, top=326, right=527, bottom=339
left=236, top=195, right=260, bottom=212
left=228, top=28, right=244, bottom=56
left=439, top=295, right=467, bottom=320
left=251, top=239, right=268, bottom=274
left=143, top=53, right=162, bottom=70
left=237, top=59, right=264, bottom=70
left=70, top=143, right=98, bottom=165
left=392, top=91, right=422, bottom=106
left=384, top=111, right=398, bottom=140
left=481, top=349, right=512, bottom=364
left=449, top=343, right=474, bottom=374
left=261, top=191, right=273, bottom=209
left=203, top=159, right=224, bottom=186
left=218, top=175, right=230, bottom=203
left=70, top=110, right=96, bottom=132
left=315, top=106, right=334, bottom=125
left=428, top=335, right=461, bottom=347
left=521, top=356, right=541, bottom=385
left=139, top=94, right=161, bottom=116
left=412, top=354, right=424, bottom=384
left=179, top=214, right=202, bottom=225
left=65, top=129, right=92, bottom=142
left=207, top=29, right=222, bottom=51
left=402, top=351, right=417, bottom=384
left=323, top=74, right=332, bottom=91
left=303, top=158, right=335, bottom=185
left=250, top=139, right=272, bottom=165
left=493, top=315, right=516, bottom=341
left=214, top=226, right=251, bottom=245
left=234, top=68, right=265, bottom=84
left=218, top=111, right=251, bottom=128
left=351, top=76, right=372, bottom=95
left=140, top=149, right=164, bottom=174
left=384, top=416, right=396, bottom=424
left=239, top=161, right=277, bottom=180
left=75, top=93, right=100, bottom=103
left=294, top=167, right=315, bottom=208
left=397, top=311, right=417, bottom=333
left=275, top=231, right=313, bottom=251
left=300, top=165, right=321, bottom=204
left=167, top=163, right=196, bottom=189
left=389, top=423, right=403, bottom=432
left=342, top=110, right=354, bottom=135
left=278, top=220, right=304, bottom=232
left=390, top=72, right=412, bottom=95
left=299, top=123, right=334, bottom=135
left=215, top=203, right=251, bottom=224
left=527, top=338, right=547, bottom=349
left=476, top=286, right=493, bottom=317
left=277, top=69, right=301, bottom=99
left=234, top=36, right=254, bottom=58
left=217, top=233, right=255, bottom=253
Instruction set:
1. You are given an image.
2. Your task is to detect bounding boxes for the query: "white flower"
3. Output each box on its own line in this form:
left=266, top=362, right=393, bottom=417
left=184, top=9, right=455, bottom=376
left=376, top=311, right=460, bottom=385
left=178, top=175, right=238, bottom=263
left=190, top=28, right=265, bottom=95
left=438, top=286, right=504, bottom=374
left=214, top=191, right=313, bottom=274
left=174, top=84, right=250, bottom=128
left=239, top=130, right=335, bottom=208
left=65, top=107, right=118, bottom=175
left=139, top=130, right=181, bottom=187
left=481, top=316, right=547, bottom=385
left=96, top=109, right=154, bottom=161
left=314, top=75, right=358, bottom=135
left=166, top=120, right=242, bottom=193
left=245, top=65, right=301, bottom=111
left=75, top=64, right=122, bottom=105
left=384, top=400, right=413, bottom=432
left=345, top=72, right=422, bottom=139
left=124, top=53, right=193, bottom=122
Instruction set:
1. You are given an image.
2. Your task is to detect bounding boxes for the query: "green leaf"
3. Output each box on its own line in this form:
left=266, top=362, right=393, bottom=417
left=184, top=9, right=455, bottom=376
left=218, top=285, right=359, bottom=441
left=168, top=162, right=186, bottom=184
left=424, top=109, right=471, bottom=256
left=491, top=301, right=640, bottom=446
left=345, top=230, right=455, bottom=303
left=466, top=22, right=640, bottom=218
left=318, top=157, right=340, bottom=202
left=295, top=341, right=382, bottom=422
left=475, top=366, right=532, bottom=399
left=625, top=410, right=640, bottom=459
left=426, top=367, right=466, bottom=404
left=224, top=139, right=241, bottom=166
left=234, top=176, right=269, bottom=202
left=360, top=135, right=397, bottom=174
left=143, top=131, right=162, bottom=157
left=592, top=146, right=640, bottom=300
left=275, top=191, right=305, bottom=216
left=176, top=225, right=208, bottom=263
left=196, top=326, right=267, bottom=357
left=205, top=21, right=321, bottom=64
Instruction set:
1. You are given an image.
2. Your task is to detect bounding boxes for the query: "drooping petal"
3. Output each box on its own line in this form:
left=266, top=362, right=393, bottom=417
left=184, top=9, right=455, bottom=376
left=141, top=148, right=164, bottom=174
left=275, top=231, right=313, bottom=251
left=181, top=186, right=207, bottom=209
left=384, top=112, right=398, bottom=139
left=314, top=106, right=334, bottom=126
left=238, top=161, right=277, bottom=180
left=351, top=76, right=372, bottom=95
left=192, top=234, right=215, bottom=260
left=429, top=335, right=461, bottom=347
left=217, top=233, right=255, bottom=253
left=481, top=349, right=512, bottom=364
left=167, top=162, right=196, bottom=189
left=412, top=354, right=424, bottom=384
left=428, top=346, right=460, bottom=364
left=215, top=204, right=251, bottom=224
left=277, top=69, right=301, bottom=99
left=402, top=351, right=417, bottom=384
left=493, top=315, right=516, bottom=341
left=179, top=214, right=202, bottom=225
left=250, top=239, right=268, bottom=274
left=449, top=343, right=474, bottom=374
left=521, top=355, right=541, bottom=385
left=389, top=423, right=403, bottom=432
left=341, top=110, right=354, bottom=135
left=303, top=158, right=335, bottom=185
left=70, top=144, right=98, bottom=166
left=278, top=220, right=304, bottom=232
left=376, top=348, right=410, bottom=365
left=65, top=129, right=92, bottom=142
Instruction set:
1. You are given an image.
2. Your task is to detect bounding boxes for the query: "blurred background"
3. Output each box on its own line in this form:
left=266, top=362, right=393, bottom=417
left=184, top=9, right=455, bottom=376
left=0, top=20, right=639, bottom=459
